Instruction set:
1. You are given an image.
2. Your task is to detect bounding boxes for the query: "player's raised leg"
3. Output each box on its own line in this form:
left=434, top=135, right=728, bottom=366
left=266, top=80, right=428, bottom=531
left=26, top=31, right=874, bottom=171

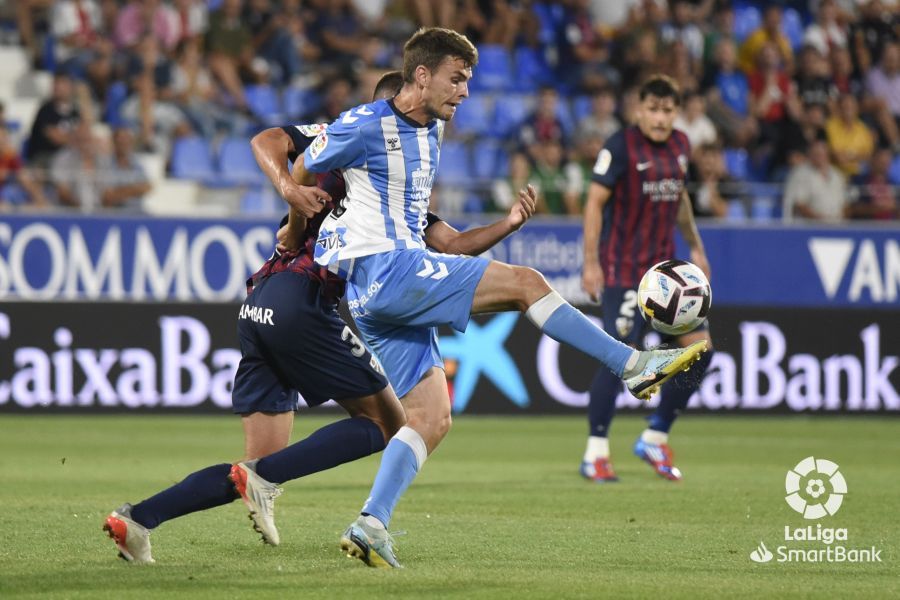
left=634, top=329, right=714, bottom=481
left=340, top=367, right=449, bottom=569
left=471, top=262, right=708, bottom=399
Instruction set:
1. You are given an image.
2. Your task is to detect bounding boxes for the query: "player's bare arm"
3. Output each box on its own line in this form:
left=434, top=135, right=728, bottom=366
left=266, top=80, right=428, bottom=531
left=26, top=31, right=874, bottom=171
left=251, top=127, right=331, bottom=219
left=582, top=182, right=612, bottom=302
left=274, top=154, right=319, bottom=252
left=425, top=184, right=537, bottom=255
left=676, top=189, right=710, bottom=279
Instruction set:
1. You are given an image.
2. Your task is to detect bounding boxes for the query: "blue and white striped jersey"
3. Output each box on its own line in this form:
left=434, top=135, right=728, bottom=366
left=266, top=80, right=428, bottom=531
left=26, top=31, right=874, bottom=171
left=304, top=99, right=444, bottom=270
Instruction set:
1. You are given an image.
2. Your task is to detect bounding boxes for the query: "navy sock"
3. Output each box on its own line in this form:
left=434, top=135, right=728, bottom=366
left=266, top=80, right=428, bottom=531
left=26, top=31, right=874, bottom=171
left=588, top=366, right=622, bottom=437
left=648, top=351, right=714, bottom=433
left=255, top=417, right=385, bottom=485
left=130, top=463, right=237, bottom=530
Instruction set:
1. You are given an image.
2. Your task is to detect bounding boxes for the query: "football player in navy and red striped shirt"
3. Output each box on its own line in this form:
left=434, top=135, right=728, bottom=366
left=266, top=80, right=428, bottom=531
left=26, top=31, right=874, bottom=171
left=102, top=71, right=539, bottom=563
left=580, top=75, right=714, bottom=483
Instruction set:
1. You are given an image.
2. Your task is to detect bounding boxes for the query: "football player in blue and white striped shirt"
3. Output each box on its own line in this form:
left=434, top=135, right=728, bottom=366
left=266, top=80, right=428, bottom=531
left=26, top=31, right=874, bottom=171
left=302, top=28, right=708, bottom=569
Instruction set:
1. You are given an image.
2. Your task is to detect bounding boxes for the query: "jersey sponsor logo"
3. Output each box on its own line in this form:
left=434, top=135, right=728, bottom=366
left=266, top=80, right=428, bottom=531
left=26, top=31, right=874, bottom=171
left=310, top=132, right=328, bottom=159
left=636, top=161, right=653, bottom=171
left=297, top=123, right=327, bottom=137
left=642, top=178, right=683, bottom=202
left=594, top=149, right=612, bottom=175
left=410, top=167, right=435, bottom=201
left=386, top=136, right=401, bottom=152
left=315, top=227, right=346, bottom=252
left=347, top=280, right=383, bottom=318
left=238, top=303, right=274, bottom=325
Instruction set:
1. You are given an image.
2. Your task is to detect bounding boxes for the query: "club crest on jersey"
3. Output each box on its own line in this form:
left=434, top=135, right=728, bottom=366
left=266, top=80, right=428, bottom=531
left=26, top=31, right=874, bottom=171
left=297, top=123, right=327, bottom=137
left=310, top=132, right=328, bottom=159
left=678, top=154, right=689, bottom=173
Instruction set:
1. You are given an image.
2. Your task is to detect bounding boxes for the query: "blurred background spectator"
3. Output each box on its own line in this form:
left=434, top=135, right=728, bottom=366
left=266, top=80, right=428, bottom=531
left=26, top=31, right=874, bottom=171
left=0, top=0, right=894, bottom=220
left=783, top=138, right=848, bottom=221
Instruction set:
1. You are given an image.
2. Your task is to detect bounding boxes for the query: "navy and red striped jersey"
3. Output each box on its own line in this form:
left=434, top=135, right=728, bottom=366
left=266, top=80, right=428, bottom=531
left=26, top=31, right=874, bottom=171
left=247, top=168, right=349, bottom=303
left=590, top=125, right=691, bottom=288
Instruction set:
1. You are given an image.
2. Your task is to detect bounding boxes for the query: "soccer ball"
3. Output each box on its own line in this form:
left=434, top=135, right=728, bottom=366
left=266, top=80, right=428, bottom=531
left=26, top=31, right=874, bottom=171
left=637, top=259, right=711, bottom=336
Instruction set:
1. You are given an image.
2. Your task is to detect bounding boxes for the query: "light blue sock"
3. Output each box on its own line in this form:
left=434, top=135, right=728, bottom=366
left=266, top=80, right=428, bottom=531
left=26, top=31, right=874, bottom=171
left=360, top=426, right=427, bottom=528
left=527, top=291, right=634, bottom=377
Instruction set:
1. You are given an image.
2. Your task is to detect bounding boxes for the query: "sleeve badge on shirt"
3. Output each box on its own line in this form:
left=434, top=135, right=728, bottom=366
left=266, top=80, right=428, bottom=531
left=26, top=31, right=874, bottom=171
left=593, top=149, right=612, bottom=175
left=297, top=123, right=327, bottom=137
left=678, top=154, right=689, bottom=173
left=310, top=132, right=328, bottom=159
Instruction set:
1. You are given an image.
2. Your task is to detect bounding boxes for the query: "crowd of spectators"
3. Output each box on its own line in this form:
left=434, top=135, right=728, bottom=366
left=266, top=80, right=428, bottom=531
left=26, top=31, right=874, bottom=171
left=0, top=0, right=897, bottom=221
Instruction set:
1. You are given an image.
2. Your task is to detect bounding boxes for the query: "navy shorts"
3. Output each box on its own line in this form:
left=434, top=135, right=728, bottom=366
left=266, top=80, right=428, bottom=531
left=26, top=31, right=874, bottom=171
left=602, top=286, right=709, bottom=348
left=231, top=272, right=388, bottom=414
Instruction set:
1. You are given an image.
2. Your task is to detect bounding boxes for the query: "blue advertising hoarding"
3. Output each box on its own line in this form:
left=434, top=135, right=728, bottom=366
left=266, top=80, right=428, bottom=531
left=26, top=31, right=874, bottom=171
left=0, top=214, right=897, bottom=307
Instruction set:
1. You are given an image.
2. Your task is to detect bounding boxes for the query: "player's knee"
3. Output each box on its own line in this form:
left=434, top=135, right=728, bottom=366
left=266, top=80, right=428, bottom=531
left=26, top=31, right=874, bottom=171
left=511, top=266, right=551, bottom=312
left=406, top=407, right=452, bottom=449
left=436, top=411, right=452, bottom=440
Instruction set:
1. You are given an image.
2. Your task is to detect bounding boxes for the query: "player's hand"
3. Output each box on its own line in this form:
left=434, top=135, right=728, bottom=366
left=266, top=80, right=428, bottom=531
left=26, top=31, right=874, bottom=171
left=507, top=184, right=537, bottom=230
left=275, top=222, right=303, bottom=253
left=281, top=181, right=330, bottom=219
left=691, top=247, right=711, bottom=280
left=582, top=261, right=605, bottom=303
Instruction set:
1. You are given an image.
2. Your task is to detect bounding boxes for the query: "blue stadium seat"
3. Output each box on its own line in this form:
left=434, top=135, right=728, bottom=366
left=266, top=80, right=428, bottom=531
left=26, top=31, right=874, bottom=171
left=750, top=196, right=777, bottom=221
left=0, top=182, right=30, bottom=205
left=436, top=140, right=470, bottom=184
left=572, top=95, right=593, bottom=122
left=244, top=85, right=283, bottom=125
left=532, top=3, right=562, bottom=46
left=283, top=86, right=321, bottom=121
left=452, top=95, right=493, bottom=137
left=240, top=188, right=279, bottom=214
left=782, top=8, right=805, bottom=50
left=170, top=136, right=217, bottom=183
left=103, top=81, right=129, bottom=126
left=493, top=94, right=534, bottom=138
left=219, top=137, right=265, bottom=186
left=513, top=47, right=553, bottom=93
left=471, top=139, right=501, bottom=181
left=723, top=148, right=749, bottom=181
left=471, top=45, right=512, bottom=92
left=41, top=35, right=56, bottom=72
left=733, top=6, right=762, bottom=42
left=555, top=102, right=576, bottom=139
left=463, top=194, right=485, bottom=213
left=889, top=155, right=900, bottom=185
left=726, top=199, right=747, bottom=221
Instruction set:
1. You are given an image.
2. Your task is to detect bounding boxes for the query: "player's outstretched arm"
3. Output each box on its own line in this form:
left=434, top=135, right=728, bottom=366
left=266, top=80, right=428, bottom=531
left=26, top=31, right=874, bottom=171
left=676, top=189, right=710, bottom=278
left=251, top=127, right=331, bottom=218
left=582, top=182, right=612, bottom=302
left=425, top=184, right=537, bottom=256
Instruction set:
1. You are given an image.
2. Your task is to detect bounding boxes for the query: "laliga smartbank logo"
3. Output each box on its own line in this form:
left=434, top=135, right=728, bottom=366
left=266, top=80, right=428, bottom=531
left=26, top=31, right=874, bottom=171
left=784, top=456, right=846, bottom=519
left=750, top=457, right=882, bottom=564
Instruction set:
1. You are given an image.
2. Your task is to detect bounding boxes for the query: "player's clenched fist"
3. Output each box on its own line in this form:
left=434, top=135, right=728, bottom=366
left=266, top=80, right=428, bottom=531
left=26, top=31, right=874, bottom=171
left=508, top=183, right=537, bottom=230
left=281, top=182, right=331, bottom=219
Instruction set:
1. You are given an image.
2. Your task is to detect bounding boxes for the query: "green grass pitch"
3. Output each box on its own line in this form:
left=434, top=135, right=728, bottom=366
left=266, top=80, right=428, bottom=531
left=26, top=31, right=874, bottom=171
left=1, top=415, right=897, bottom=599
